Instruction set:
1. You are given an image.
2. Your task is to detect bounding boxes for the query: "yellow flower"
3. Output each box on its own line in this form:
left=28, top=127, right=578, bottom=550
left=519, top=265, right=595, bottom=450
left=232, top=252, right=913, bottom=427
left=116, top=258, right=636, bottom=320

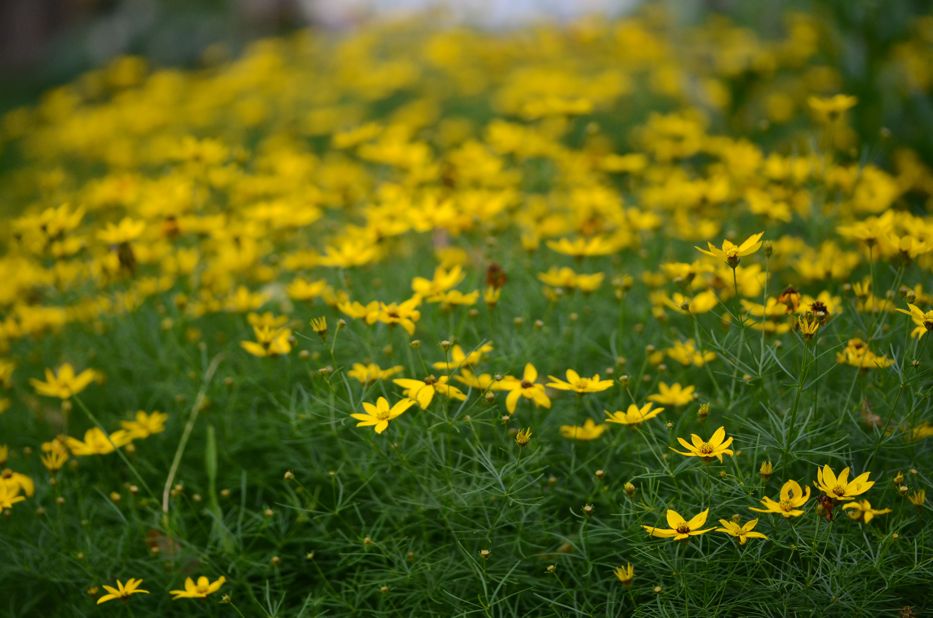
left=796, top=315, right=820, bottom=339
left=454, top=370, right=504, bottom=391
left=835, top=338, right=893, bottom=369
left=896, top=304, right=933, bottom=339
left=393, top=375, right=467, bottom=409
left=98, top=218, right=145, bottom=245
left=671, top=426, right=734, bottom=462
left=310, top=316, right=328, bottom=339
left=647, top=382, right=695, bottom=406
left=0, top=359, right=14, bottom=388
left=716, top=518, right=767, bottom=544
left=372, top=298, right=422, bottom=336
left=665, top=340, right=716, bottom=367
left=240, top=324, right=292, bottom=357
left=30, top=363, right=98, bottom=400
left=432, top=343, right=493, bottom=372
left=1, top=468, right=34, bottom=497
left=613, top=563, right=634, bottom=587
left=64, top=427, right=132, bottom=456
left=170, top=575, right=226, bottom=600
left=41, top=441, right=70, bottom=473
left=546, top=369, right=613, bottom=394
left=605, top=402, right=664, bottom=426
left=350, top=397, right=414, bottom=434
left=0, top=481, right=26, bottom=511
left=559, top=419, right=608, bottom=441
left=347, top=363, right=403, bottom=385
left=546, top=235, right=616, bottom=258
left=807, top=94, right=857, bottom=122
left=96, top=578, right=149, bottom=605
left=427, top=289, right=480, bottom=309
left=695, top=232, right=764, bottom=268
left=750, top=479, right=810, bottom=517
left=515, top=427, right=533, bottom=447
left=642, top=508, right=714, bottom=540
left=411, top=265, right=465, bottom=299
left=498, top=363, right=552, bottom=414
left=842, top=500, right=891, bottom=524
left=120, top=411, right=168, bottom=440
left=908, top=489, right=925, bottom=506
left=814, top=465, right=874, bottom=501
left=537, top=267, right=604, bottom=293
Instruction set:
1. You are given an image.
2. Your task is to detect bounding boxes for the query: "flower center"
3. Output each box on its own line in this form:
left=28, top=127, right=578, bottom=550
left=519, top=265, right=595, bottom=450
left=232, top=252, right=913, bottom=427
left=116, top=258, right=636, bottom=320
left=779, top=500, right=793, bottom=511
left=832, top=485, right=846, bottom=497
left=521, top=380, right=533, bottom=389
left=676, top=524, right=690, bottom=534
left=698, top=443, right=713, bottom=456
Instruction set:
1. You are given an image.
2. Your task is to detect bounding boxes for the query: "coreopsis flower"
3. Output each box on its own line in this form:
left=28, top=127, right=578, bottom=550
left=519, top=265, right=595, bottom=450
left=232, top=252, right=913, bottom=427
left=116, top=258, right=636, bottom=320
left=170, top=575, right=226, bottom=600
left=896, top=304, right=933, bottom=339
left=240, top=324, right=292, bottom=357
left=559, top=419, right=608, bottom=441
left=664, top=340, right=716, bottom=367
left=842, top=500, right=891, bottom=524
left=716, top=518, right=767, bottom=544
left=908, top=489, right=926, bottom=506
left=0, top=359, right=13, bottom=388
left=0, top=482, right=25, bottom=511
left=64, top=427, right=131, bottom=456
left=546, top=370, right=613, bottom=394
left=96, top=578, right=149, bottom=605
left=750, top=479, right=811, bottom=517
left=671, top=426, right=734, bottom=462
left=393, top=375, right=467, bottom=409
left=807, top=94, right=857, bottom=122
left=695, top=232, right=764, bottom=268
left=347, top=363, right=403, bottom=385
left=483, top=286, right=502, bottom=308
left=372, top=298, right=422, bottom=335
left=40, top=441, right=69, bottom=473
left=350, top=397, right=414, bottom=434
left=659, top=290, right=718, bottom=315
left=98, top=218, right=145, bottom=245
left=30, top=363, right=99, bottom=399
left=0, top=468, right=34, bottom=497
left=0, top=444, right=7, bottom=466
left=648, top=382, right=696, bottom=406
left=453, top=370, right=503, bottom=391
left=120, top=411, right=168, bottom=440
left=643, top=508, right=714, bottom=540
left=759, top=461, right=774, bottom=479
left=515, top=427, right=533, bottom=447
left=546, top=235, right=616, bottom=258
left=310, top=316, right=328, bottom=340
left=605, top=403, right=664, bottom=426
left=498, top=364, right=552, bottom=414
left=411, top=265, right=465, bottom=299
left=814, top=465, right=875, bottom=501
left=537, top=267, right=604, bottom=293
left=796, top=315, right=820, bottom=339
left=286, top=277, right=332, bottom=301
left=836, top=338, right=893, bottom=369
left=613, top=563, right=634, bottom=587
left=432, top=343, right=493, bottom=372
left=427, top=289, right=480, bottom=309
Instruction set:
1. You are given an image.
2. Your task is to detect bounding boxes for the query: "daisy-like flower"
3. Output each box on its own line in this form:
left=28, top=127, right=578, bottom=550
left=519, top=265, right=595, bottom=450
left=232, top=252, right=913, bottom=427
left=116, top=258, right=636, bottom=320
left=559, top=419, right=608, bottom=441
left=515, top=427, right=533, bottom=447
left=393, top=375, right=467, bottom=410
left=546, top=370, right=613, bottom=394
left=750, top=479, right=811, bottom=518
left=240, top=324, right=292, bottom=357
left=896, top=304, right=933, bottom=339
left=30, top=363, right=99, bottom=400
left=814, top=465, right=875, bottom=501
left=170, top=575, right=226, bottom=600
left=546, top=235, right=617, bottom=258
left=647, top=382, right=696, bottom=406
left=454, top=370, right=504, bottom=391
left=716, top=518, right=768, bottom=544
left=432, top=343, right=493, bottom=372
left=842, top=500, right=892, bottom=524
left=498, top=363, right=552, bottom=414
left=807, top=94, right=857, bottom=122
left=40, top=441, right=69, bottom=473
left=642, top=508, right=714, bottom=540
left=64, top=427, right=132, bottom=456
left=371, top=298, right=422, bottom=335
left=120, top=411, right=168, bottom=440
left=671, top=426, right=734, bottom=462
left=0, top=481, right=26, bottom=511
left=613, top=563, right=634, bottom=587
left=695, top=232, right=764, bottom=268
left=411, top=265, right=465, bottom=299
left=347, top=363, right=403, bottom=385
left=96, top=578, right=149, bottom=605
left=350, top=397, right=414, bottom=434
left=604, top=403, right=664, bottom=426
left=0, top=468, right=34, bottom=497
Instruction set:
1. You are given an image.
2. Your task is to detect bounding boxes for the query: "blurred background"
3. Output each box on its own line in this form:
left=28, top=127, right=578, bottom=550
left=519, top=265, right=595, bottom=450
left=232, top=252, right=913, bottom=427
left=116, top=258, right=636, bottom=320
left=0, top=0, right=930, bottom=160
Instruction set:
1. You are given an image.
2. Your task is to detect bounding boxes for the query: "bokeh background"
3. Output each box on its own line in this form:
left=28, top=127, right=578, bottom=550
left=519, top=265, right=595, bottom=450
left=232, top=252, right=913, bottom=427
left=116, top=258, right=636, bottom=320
left=1, top=0, right=931, bottom=161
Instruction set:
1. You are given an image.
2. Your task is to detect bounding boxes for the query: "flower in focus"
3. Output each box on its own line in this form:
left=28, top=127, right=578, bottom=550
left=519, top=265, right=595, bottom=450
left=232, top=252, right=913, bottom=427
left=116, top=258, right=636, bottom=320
left=605, top=403, right=664, bottom=426
left=96, top=578, right=149, bottom=605
left=643, top=508, right=714, bottom=540
left=750, top=480, right=810, bottom=517
left=896, top=304, right=933, bottom=339
left=170, top=575, right=226, bottom=600
left=546, top=369, right=613, bottom=394
left=515, top=427, right=533, bottom=447
left=671, top=426, right=734, bottom=462
left=559, top=419, right=608, bottom=441
left=393, top=375, right=466, bottom=409
left=350, top=397, right=414, bottom=434
left=814, top=465, right=875, bottom=501
left=842, top=500, right=891, bottom=524
left=30, top=363, right=98, bottom=400
left=498, top=363, right=552, bottom=414
left=695, top=232, right=764, bottom=268
left=716, top=518, right=768, bottom=544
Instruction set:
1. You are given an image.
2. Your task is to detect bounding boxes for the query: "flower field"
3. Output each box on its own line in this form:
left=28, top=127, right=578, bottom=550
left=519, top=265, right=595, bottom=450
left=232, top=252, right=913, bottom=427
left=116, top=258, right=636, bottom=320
left=0, top=5, right=931, bottom=616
